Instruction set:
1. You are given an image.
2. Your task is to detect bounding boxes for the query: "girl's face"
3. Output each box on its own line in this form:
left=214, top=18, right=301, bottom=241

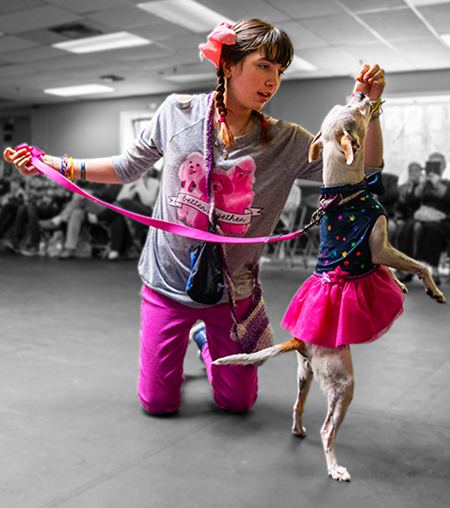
left=223, top=48, right=286, bottom=113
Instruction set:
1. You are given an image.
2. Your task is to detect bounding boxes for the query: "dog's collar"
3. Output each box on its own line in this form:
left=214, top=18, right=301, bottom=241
left=320, top=171, right=384, bottom=198
left=318, top=171, right=384, bottom=213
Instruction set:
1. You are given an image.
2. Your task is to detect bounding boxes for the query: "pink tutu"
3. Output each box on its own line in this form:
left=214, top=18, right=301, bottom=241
left=281, top=266, right=405, bottom=348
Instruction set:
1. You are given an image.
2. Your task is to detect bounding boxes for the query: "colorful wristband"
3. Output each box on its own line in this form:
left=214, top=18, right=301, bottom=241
left=371, top=97, right=384, bottom=120
left=68, top=157, right=74, bottom=182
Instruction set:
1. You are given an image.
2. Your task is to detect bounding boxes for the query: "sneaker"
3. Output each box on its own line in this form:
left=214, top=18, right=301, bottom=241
left=58, top=248, right=75, bottom=260
left=20, top=245, right=39, bottom=257
left=4, top=239, right=20, bottom=254
left=189, top=322, right=207, bottom=363
left=107, top=250, right=120, bottom=261
left=39, top=218, right=61, bottom=230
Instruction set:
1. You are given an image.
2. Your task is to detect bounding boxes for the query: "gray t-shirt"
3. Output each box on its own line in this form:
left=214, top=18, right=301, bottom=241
left=113, top=93, right=323, bottom=307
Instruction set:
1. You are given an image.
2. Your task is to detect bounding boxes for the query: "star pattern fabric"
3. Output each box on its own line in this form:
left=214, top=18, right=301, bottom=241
left=315, top=193, right=386, bottom=277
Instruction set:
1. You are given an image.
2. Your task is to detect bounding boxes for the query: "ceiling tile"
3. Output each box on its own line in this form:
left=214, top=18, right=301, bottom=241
left=338, top=0, right=406, bottom=13
left=139, top=49, right=204, bottom=72
left=408, top=0, right=450, bottom=6
left=380, top=60, right=417, bottom=72
left=46, top=0, right=129, bottom=14
left=19, top=29, right=68, bottom=45
left=0, top=36, right=39, bottom=53
left=87, top=6, right=160, bottom=29
left=0, top=63, right=37, bottom=77
left=413, top=57, right=450, bottom=70
left=392, top=36, right=450, bottom=62
left=196, top=0, right=289, bottom=24
left=339, top=41, right=402, bottom=63
left=417, top=3, right=450, bottom=34
left=157, top=33, right=206, bottom=51
left=302, top=14, right=378, bottom=45
left=0, top=5, right=81, bottom=34
left=23, top=54, right=102, bottom=72
left=99, top=44, right=172, bottom=63
left=0, top=45, right=66, bottom=64
left=275, top=20, right=329, bottom=50
left=358, top=8, right=432, bottom=41
left=274, top=0, right=344, bottom=19
left=132, top=20, right=191, bottom=41
left=298, top=46, right=361, bottom=71
left=0, top=0, right=45, bottom=16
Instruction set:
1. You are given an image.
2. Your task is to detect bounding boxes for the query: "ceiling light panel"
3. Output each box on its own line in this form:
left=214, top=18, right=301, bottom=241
left=440, top=33, right=450, bottom=47
left=53, top=32, right=151, bottom=54
left=138, top=0, right=234, bottom=33
left=44, top=84, right=114, bottom=96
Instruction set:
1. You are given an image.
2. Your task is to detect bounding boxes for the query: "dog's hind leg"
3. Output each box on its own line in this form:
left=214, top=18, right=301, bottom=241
left=292, top=351, right=314, bottom=437
left=311, top=345, right=354, bottom=482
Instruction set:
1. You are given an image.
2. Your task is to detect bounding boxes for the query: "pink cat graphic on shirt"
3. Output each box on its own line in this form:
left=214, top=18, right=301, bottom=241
left=177, top=152, right=208, bottom=229
left=222, top=156, right=256, bottom=234
left=175, top=153, right=257, bottom=234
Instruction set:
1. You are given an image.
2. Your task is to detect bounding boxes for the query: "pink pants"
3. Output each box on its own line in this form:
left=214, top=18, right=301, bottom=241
left=139, top=285, right=258, bottom=414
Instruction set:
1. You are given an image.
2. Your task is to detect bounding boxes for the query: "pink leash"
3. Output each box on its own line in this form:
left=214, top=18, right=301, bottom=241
left=18, top=143, right=316, bottom=245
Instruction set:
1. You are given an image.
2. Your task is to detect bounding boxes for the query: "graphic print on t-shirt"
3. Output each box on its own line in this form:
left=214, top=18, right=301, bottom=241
left=169, top=152, right=261, bottom=234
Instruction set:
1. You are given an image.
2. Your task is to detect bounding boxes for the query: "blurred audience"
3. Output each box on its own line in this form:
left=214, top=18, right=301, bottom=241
left=0, top=173, right=26, bottom=250
left=375, top=171, right=399, bottom=245
left=413, top=152, right=450, bottom=284
left=17, top=176, right=70, bottom=256
left=394, top=162, right=422, bottom=257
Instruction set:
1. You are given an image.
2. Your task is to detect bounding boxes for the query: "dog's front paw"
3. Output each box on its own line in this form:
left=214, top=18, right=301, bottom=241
left=328, top=464, right=351, bottom=482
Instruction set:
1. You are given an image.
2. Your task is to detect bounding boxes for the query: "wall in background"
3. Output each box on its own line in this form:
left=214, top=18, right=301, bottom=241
left=3, top=68, right=450, bottom=163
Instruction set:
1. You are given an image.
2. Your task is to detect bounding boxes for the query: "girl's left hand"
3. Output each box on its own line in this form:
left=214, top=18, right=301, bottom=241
left=353, top=64, right=385, bottom=102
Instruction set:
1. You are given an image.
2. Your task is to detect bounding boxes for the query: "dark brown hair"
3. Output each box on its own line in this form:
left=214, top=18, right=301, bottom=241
left=215, top=19, right=294, bottom=147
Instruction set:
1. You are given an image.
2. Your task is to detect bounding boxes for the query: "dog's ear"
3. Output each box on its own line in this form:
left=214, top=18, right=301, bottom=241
left=308, top=132, right=323, bottom=162
left=340, top=129, right=360, bottom=165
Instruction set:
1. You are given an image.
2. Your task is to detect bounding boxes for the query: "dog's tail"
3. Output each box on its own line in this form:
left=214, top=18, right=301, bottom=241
left=212, top=338, right=306, bottom=366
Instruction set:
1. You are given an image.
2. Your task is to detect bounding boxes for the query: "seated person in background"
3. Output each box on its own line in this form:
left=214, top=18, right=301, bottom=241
left=0, top=174, right=26, bottom=250
left=40, top=183, right=121, bottom=259
left=18, top=176, right=70, bottom=256
left=395, top=162, right=422, bottom=262
left=0, top=159, right=10, bottom=201
left=374, top=171, right=399, bottom=245
left=87, top=174, right=161, bottom=261
left=262, top=182, right=301, bottom=261
left=414, top=152, right=450, bottom=284
left=114, top=165, right=160, bottom=248
left=278, top=181, right=301, bottom=231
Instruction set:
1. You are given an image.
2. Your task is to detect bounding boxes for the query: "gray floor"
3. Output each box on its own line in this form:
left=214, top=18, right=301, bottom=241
left=1, top=252, right=449, bottom=508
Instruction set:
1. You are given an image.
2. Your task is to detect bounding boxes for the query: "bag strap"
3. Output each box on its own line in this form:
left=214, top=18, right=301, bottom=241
left=221, top=244, right=260, bottom=327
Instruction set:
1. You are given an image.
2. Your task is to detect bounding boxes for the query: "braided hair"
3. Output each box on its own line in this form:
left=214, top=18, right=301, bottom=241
left=215, top=19, right=293, bottom=148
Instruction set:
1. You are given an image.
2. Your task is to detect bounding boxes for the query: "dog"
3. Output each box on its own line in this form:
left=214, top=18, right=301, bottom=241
left=213, top=92, right=446, bottom=482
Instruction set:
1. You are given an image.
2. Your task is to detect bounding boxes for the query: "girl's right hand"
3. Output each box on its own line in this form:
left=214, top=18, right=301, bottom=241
left=3, top=147, right=40, bottom=176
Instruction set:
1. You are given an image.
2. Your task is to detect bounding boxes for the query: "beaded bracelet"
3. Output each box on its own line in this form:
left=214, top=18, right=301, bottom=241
left=60, top=155, right=74, bottom=182
left=81, top=159, right=86, bottom=181
left=371, top=97, right=384, bottom=120
left=60, top=156, right=65, bottom=176
left=68, top=157, right=74, bottom=182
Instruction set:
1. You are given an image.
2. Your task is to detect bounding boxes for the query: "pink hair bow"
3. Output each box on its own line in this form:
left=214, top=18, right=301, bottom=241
left=199, top=22, right=236, bottom=68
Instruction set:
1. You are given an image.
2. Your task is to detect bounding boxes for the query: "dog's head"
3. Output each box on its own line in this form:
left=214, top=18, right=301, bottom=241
left=309, top=92, right=372, bottom=166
